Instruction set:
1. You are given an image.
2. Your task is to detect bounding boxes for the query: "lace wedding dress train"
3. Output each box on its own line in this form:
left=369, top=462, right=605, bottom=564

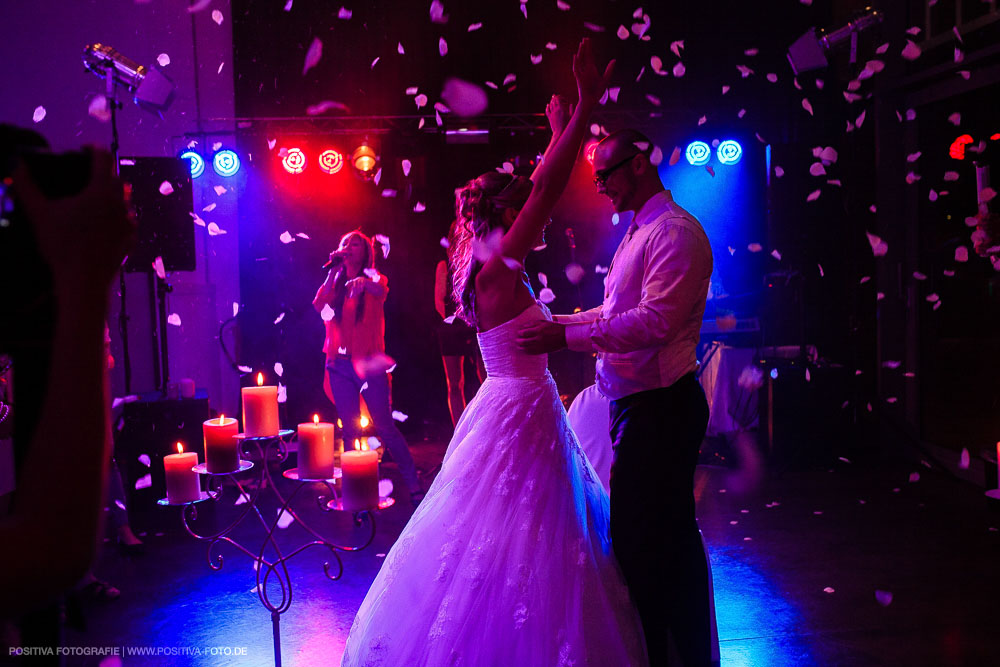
left=341, top=304, right=647, bottom=667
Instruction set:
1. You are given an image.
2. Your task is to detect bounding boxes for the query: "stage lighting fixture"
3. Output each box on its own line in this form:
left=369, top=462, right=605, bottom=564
left=282, top=148, right=307, bottom=174
left=83, top=43, right=175, bottom=112
left=786, top=6, right=883, bottom=75
left=180, top=150, right=205, bottom=178
left=685, top=141, right=711, bottom=166
left=213, top=149, right=241, bottom=177
left=318, top=149, right=345, bottom=175
left=352, top=143, right=377, bottom=174
left=717, top=140, right=743, bottom=165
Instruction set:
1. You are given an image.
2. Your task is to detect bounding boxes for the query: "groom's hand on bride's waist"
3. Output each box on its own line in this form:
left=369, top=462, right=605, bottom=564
left=516, top=321, right=567, bottom=354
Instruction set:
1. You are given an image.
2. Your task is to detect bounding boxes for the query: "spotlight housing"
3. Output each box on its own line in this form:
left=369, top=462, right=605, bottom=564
left=717, top=140, right=743, bottom=165
left=282, top=148, right=307, bottom=174
left=318, top=149, right=345, bottom=175
left=685, top=141, right=711, bottom=166
left=180, top=150, right=205, bottom=178
left=352, top=143, right=377, bottom=174
left=213, top=149, right=240, bottom=177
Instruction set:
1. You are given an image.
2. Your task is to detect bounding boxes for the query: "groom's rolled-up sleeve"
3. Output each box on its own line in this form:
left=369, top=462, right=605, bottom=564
left=565, top=224, right=711, bottom=354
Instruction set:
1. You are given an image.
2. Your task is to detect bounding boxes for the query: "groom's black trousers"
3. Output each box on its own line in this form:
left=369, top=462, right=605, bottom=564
left=609, top=372, right=712, bottom=667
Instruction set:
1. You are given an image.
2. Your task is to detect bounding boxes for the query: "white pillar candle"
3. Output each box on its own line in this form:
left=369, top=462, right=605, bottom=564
left=297, top=414, right=335, bottom=480
left=164, top=442, right=201, bottom=504
left=204, top=415, right=240, bottom=473
left=341, top=443, right=379, bottom=510
left=242, top=372, right=279, bottom=437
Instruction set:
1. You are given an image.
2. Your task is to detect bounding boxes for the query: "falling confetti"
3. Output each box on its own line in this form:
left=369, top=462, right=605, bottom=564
left=279, top=231, right=294, bottom=244
left=673, top=62, right=686, bottom=77
left=32, top=106, right=46, bottom=123
left=338, top=6, right=352, bottom=19
left=439, top=37, right=448, bottom=57
left=748, top=243, right=763, bottom=253
left=565, top=263, right=585, bottom=284
left=88, top=95, right=111, bottom=122
left=158, top=181, right=174, bottom=196
left=955, top=246, right=969, bottom=262
left=211, top=9, right=224, bottom=24
left=539, top=288, right=556, bottom=304
left=901, top=40, right=921, bottom=60
left=806, top=189, right=822, bottom=202
left=134, top=474, right=152, bottom=491
left=274, top=362, right=284, bottom=377
left=875, top=590, right=894, bottom=607
left=441, top=78, right=488, bottom=117
left=274, top=312, right=286, bottom=325
left=303, top=38, right=323, bottom=75
left=152, top=256, right=166, bottom=279
left=959, top=448, right=970, bottom=469
left=276, top=509, right=294, bottom=530
left=167, top=313, right=182, bottom=327
left=320, top=304, right=335, bottom=321
left=866, top=232, right=888, bottom=256
left=801, top=98, right=814, bottom=116
left=823, top=587, right=836, bottom=594
left=391, top=410, right=408, bottom=422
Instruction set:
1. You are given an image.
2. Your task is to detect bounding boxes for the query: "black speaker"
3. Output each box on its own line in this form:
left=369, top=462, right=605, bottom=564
left=119, top=157, right=196, bottom=272
left=115, top=391, right=209, bottom=532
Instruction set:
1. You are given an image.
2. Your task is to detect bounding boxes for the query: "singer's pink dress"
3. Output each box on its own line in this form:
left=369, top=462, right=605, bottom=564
left=341, top=303, right=647, bottom=667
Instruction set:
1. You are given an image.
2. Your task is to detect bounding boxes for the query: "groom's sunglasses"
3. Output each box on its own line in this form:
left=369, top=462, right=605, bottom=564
left=593, top=153, right=639, bottom=188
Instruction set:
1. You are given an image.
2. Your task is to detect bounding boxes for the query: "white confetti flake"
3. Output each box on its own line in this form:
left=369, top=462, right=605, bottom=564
left=774, top=166, right=784, bottom=178
left=901, top=40, right=921, bottom=61
left=748, top=243, right=763, bottom=253
left=926, top=293, right=939, bottom=303
left=955, top=246, right=969, bottom=263
left=415, top=202, right=427, bottom=213
left=530, top=53, right=543, bottom=65
left=818, top=264, right=824, bottom=277
left=237, top=365, right=252, bottom=374
left=284, top=0, right=293, bottom=11
left=273, top=362, right=284, bottom=377
left=274, top=312, right=286, bottom=325
left=673, top=62, right=686, bottom=78
left=806, top=189, right=822, bottom=202
left=32, top=106, right=46, bottom=123
left=158, top=180, right=174, bottom=196
left=207, top=222, right=226, bottom=236
left=167, top=313, right=182, bottom=327
left=722, top=85, right=730, bottom=95
left=374, top=167, right=382, bottom=185
left=306, top=100, right=350, bottom=116
left=370, top=57, right=380, bottom=69
left=866, top=232, right=888, bottom=257
left=959, top=448, right=970, bottom=469
left=430, top=0, right=448, bottom=24
left=697, top=115, right=707, bottom=126
left=905, top=172, right=921, bottom=185
left=414, top=93, right=428, bottom=109
left=391, top=410, right=408, bottom=422
left=276, top=509, right=294, bottom=529
left=468, top=22, right=482, bottom=32
left=233, top=302, right=240, bottom=317
left=802, top=98, right=814, bottom=116
left=537, top=272, right=549, bottom=287
left=766, top=73, right=778, bottom=83
left=134, top=474, right=152, bottom=491
left=211, top=9, right=224, bottom=25
left=565, top=263, right=585, bottom=284
left=809, top=162, right=827, bottom=177
left=649, top=146, right=664, bottom=166
left=214, top=185, right=227, bottom=196
left=823, top=587, right=836, bottom=594
left=303, top=38, right=323, bottom=75
left=441, top=78, right=488, bottom=117
left=909, top=472, right=920, bottom=482
left=855, top=110, right=867, bottom=128
left=320, top=304, right=335, bottom=321
left=771, top=249, right=782, bottom=261
left=296, top=232, right=310, bottom=240
left=279, top=231, right=294, bottom=244
left=617, top=25, right=629, bottom=40
left=152, top=256, right=166, bottom=279
left=913, top=271, right=927, bottom=281
left=875, top=590, right=894, bottom=607
left=156, top=53, right=171, bottom=67
left=557, top=0, right=570, bottom=8
left=88, top=95, right=111, bottom=122
left=397, top=42, right=405, bottom=54
left=650, top=56, right=664, bottom=74
left=906, top=152, right=922, bottom=162
left=277, top=383, right=287, bottom=403
left=439, top=37, right=448, bottom=57
left=737, top=65, right=754, bottom=78
left=338, top=6, right=352, bottom=19
left=595, top=264, right=609, bottom=274
left=539, top=288, right=556, bottom=304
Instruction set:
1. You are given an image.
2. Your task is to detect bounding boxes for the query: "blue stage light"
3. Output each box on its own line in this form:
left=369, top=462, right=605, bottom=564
left=180, top=150, right=205, bottom=178
left=685, top=141, right=711, bottom=166
left=213, top=149, right=241, bottom=177
left=717, top=140, right=743, bottom=165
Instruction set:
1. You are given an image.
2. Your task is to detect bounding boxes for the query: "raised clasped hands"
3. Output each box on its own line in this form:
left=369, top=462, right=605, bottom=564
left=546, top=94, right=573, bottom=137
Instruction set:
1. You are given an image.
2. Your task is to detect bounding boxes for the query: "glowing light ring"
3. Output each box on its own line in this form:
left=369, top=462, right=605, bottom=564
left=717, top=140, right=743, bottom=165
left=318, top=149, right=344, bottom=175
left=282, top=148, right=307, bottom=174
left=213, top=150, right=241, bottom=177
left=180, top=151, right=205, bottom=178
left=685, top=141, right=711, bottom=166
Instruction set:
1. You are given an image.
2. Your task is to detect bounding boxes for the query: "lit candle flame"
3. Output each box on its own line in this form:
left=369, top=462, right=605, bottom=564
left=176, top=441, right=184, bottom=454
left=257, top=372, right=264, bottom=386
left=354, top=438, right=361, bottom=451
left=313, top=414, right=320, bottom=425
left=218, top=414, right=225, bottom=425
left=359, top=415, right=370, bottom=428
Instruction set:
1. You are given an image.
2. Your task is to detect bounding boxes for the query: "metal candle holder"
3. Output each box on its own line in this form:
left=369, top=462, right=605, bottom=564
left=160, top=429, right=386, bottom=667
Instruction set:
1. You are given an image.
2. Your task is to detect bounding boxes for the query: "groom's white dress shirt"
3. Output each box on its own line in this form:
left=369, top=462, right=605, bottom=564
left=559, top=190, right=713, bottom=401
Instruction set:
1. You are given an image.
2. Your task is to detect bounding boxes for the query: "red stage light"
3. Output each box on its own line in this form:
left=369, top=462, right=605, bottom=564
left=992, top=133, right=1000, bottom=141
left=282, top=148, right=307, bottom=174
left=949, top=134, right=974, bottom=160
left=318, top=149, right=344, bottom=175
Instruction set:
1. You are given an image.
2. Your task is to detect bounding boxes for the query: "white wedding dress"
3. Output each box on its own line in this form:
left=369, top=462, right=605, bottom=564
left=341, top=303, right=648, bottom=667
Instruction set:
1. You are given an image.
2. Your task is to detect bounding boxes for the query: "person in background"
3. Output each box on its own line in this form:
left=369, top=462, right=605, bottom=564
left=434, top=214, right=485, bottom=428
left=313, top=231, right=423, bottom=505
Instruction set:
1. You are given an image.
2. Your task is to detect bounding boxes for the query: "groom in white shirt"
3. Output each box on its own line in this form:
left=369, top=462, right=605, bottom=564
left=518, top=129, right=714, bottom=666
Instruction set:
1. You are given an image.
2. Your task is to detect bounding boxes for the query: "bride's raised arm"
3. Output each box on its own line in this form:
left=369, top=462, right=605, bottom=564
left=499, top=38, right=614, bottom=264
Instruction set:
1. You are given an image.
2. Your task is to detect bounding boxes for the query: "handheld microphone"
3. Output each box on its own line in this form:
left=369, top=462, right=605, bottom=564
left=322, top=255, right=345, bottom=271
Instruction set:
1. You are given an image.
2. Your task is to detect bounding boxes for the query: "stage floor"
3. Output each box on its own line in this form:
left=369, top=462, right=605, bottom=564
left=59, top=436, right=1000, bottom=666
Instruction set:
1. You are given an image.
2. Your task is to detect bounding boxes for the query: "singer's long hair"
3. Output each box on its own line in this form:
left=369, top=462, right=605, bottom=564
left=449, top=172, right=533, bottom=329
left=331, top=231, right=375, bottom=325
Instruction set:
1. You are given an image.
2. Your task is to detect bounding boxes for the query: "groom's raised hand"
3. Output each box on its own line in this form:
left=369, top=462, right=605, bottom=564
left=516, top=321, right=567, bottom=355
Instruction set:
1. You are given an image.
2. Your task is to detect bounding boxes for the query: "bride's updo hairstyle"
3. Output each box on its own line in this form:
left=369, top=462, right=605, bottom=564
left=449, top=172, right=533, bottom=329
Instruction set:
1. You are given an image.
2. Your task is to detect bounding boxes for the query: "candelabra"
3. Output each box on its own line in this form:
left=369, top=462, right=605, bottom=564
left=160, top=430, right=391, bottom=667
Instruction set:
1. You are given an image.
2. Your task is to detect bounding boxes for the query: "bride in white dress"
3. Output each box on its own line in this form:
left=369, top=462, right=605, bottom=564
left=341, top=39, right=647, bottom=667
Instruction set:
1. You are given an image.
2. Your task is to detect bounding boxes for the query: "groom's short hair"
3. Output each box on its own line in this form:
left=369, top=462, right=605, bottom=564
left=598, top=129, right=654, bottom=162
